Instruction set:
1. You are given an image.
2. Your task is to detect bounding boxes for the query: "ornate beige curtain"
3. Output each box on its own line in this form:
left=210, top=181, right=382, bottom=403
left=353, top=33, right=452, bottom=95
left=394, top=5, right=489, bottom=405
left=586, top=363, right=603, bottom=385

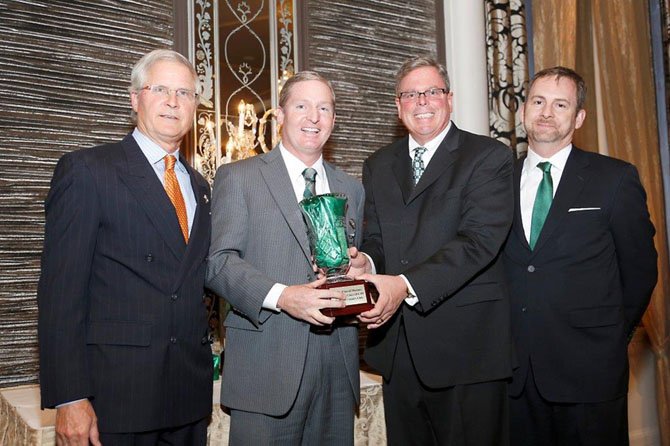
left=485, top=0, right=529, bottom=156
left=532, top=1, right=670, bottom=444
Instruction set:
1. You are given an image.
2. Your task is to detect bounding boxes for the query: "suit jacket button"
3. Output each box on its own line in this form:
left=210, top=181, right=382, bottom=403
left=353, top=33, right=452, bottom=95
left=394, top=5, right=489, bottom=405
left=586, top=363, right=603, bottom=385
left=170, top=336, right=177, bottom=344
left=400, top=259, right=409, bottom=265
left=521, top=306, right=527, bottom=312
left=527, top=265, right=535, bottom=272
left=171, top=293, right=178, bottom=301
left=145, top=254, right=153, bottom=262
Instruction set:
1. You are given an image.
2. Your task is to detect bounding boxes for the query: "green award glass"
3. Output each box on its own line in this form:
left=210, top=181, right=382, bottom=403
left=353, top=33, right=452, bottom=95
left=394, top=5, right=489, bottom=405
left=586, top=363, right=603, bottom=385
left=299, top=193, right=376, bottom=317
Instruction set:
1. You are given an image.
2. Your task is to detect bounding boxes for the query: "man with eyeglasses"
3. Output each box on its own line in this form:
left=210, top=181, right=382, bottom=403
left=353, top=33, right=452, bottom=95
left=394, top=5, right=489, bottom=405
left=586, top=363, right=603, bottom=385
left=38, top=49, right=212, bottom=445
left=350, top=55, right=515, bottom=445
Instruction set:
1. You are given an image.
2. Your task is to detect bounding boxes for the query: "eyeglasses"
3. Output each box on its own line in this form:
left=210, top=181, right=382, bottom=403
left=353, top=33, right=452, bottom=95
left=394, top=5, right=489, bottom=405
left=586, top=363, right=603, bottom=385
left=140, top=85, right=198, bottom=101
left=398, top=88, right=448, bottom=102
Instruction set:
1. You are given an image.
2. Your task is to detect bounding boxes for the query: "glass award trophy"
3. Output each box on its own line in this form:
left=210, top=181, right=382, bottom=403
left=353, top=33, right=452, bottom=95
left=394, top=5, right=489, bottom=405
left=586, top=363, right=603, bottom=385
left=299, top=193, right=376, bottom=317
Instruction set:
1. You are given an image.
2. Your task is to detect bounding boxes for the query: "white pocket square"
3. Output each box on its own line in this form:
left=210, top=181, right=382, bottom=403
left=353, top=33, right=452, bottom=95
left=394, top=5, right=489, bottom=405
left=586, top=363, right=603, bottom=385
left=568, top=207, right=601, bottom=212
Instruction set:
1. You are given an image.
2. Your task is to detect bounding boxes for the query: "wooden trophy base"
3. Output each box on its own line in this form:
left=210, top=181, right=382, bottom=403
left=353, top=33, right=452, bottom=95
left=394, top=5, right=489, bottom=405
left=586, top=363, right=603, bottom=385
left=320, top=278, right=377, bottom=317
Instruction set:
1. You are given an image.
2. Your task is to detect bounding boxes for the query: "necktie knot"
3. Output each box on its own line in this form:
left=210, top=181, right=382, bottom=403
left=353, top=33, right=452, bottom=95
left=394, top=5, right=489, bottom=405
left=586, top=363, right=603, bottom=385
left=164, top=154, right=177, bottom=170
left=302, top=167, right=317, bottom=199
left=412, top=147, right=427, bottom=185
left=537, top=161, right=552, bottom=174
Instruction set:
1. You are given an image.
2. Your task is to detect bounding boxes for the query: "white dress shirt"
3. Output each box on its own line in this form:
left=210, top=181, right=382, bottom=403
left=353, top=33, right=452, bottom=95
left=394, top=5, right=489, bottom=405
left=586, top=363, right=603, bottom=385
left=520, top=144, right=572, bottom=243
left=262, top=144, right=331, bottom=312
left=407, top=121, right=451, bottom=166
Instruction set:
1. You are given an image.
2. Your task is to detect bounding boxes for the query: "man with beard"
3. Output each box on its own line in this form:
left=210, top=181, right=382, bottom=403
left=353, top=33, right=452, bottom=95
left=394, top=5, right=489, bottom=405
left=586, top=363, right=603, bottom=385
left=503, top=66, right=657, bottom=445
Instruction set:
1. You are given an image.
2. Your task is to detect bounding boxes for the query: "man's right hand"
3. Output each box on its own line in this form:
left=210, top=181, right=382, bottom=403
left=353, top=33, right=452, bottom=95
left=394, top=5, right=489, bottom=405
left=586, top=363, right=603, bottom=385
left=277, top=277, right=346, bottom=326
left=55, top=399, right=101, bottom=446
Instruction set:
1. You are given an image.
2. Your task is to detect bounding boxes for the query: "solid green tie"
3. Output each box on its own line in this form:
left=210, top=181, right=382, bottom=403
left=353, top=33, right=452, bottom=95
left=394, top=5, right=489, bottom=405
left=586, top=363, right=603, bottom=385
left=529, top=161, right=553, bottom=250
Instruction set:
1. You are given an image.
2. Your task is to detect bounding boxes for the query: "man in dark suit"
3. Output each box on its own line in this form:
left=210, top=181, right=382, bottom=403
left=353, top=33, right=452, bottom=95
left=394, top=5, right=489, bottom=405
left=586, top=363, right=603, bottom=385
left=503, top=66, right=657, bottom=445
left=351, top=55, right=515, bottom=445
left=38, top=49, right=212, bottom=445
left=206, top=71, right=364, bottom=445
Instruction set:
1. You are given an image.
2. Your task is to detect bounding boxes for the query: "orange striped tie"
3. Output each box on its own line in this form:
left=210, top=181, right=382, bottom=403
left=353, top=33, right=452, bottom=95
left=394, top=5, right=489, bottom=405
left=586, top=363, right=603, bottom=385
left=164, top=155, right=189, bottom=243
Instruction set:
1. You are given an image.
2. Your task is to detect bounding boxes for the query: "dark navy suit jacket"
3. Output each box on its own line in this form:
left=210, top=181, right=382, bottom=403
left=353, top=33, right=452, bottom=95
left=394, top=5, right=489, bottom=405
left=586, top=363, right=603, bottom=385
left=38, top=133, right=213, bottom=433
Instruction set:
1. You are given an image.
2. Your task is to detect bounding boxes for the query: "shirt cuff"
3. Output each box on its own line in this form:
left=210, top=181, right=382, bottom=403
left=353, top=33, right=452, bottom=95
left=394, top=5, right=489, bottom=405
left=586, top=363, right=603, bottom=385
left=400, top=274, right=418, bottom=306
left=362, top=252, right=377, bottom=274
left=56, top=398, right=87, bottom=408
left=263, top=283, right=286, bottom=312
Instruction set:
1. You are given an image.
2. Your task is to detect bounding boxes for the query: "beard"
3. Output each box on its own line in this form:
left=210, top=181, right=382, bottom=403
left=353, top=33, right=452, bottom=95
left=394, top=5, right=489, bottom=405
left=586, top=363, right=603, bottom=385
left=525, top=119, right=571, bottom=145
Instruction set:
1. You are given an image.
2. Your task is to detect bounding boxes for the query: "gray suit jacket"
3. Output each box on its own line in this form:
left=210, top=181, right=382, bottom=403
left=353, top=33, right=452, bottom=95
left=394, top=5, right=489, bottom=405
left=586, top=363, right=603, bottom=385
left=206, top=147, right=364, bottom=416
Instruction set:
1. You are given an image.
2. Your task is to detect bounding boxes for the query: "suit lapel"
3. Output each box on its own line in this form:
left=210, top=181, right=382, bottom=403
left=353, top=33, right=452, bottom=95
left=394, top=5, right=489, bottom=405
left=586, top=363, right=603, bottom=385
left=117, top=134, right=186, bottom=259
left=512, top=156, right=530, bottom=251
left=392, top=125, right=460, bottom=205
left=171, top=159, right=211, bottom=285
left=532, top=148, right=590, bottom=254
left=259, top=149, right=311, bottom=261
left=391, top=136, right=414, bottom=204
left=410, top=124, right=460, bottom=201
left=325, top=162, right=359, bottom=244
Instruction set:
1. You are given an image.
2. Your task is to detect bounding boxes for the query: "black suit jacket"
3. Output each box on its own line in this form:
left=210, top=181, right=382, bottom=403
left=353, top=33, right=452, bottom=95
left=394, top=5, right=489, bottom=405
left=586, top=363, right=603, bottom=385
left=38, top=134, right=213, bottom=433
left=503, top=147, right=657, bottom=402
left=362, top=124, right=515, bottom=387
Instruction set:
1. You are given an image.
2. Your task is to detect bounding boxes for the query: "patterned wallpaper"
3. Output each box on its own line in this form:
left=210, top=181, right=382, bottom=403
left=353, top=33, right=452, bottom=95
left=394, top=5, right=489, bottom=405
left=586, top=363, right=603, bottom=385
left=0, top=0, right=174, bottom=387
left=0, top=0, right=442, bottom=387
left=303, top=0, right=439, bottom=178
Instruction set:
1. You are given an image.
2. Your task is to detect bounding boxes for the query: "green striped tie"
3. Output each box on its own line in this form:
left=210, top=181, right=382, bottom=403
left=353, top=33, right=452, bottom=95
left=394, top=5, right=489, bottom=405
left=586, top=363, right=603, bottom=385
left=529, top=162, right=553, bottom=250
left=302, top=168, right=317, bottom=199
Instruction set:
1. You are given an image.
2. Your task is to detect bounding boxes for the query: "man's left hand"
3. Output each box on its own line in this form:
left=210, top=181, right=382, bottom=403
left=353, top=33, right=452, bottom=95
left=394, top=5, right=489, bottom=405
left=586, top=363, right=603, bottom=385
left=357, top=274, right=407, bottom=329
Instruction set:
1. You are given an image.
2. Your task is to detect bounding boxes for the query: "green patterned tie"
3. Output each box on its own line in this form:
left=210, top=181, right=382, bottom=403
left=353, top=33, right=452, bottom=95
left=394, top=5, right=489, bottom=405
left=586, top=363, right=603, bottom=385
left=412, top=147, right=427, bottom=185
left=302, top=168, right=317, bottom=199
left=529, top=162, right=553, bottom=250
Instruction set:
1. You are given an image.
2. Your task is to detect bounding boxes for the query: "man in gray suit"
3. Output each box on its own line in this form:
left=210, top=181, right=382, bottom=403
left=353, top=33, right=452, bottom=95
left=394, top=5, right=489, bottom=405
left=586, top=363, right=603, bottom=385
left=206, top=71, right=365, bottom=445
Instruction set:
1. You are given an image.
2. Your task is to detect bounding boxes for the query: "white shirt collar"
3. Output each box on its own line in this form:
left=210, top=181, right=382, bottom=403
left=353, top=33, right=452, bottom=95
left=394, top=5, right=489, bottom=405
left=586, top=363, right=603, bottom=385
left=524, top=143, right=572, bottom=174
left=132, top=128, right=185, bottom=172
left=408, top=121, right=452, bottom=154
left=278, top=143, right=326, bottom=180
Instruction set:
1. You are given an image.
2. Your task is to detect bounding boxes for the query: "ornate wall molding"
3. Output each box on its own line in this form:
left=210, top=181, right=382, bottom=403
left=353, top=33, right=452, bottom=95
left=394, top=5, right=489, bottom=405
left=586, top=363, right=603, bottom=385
left=191, top=0, right=297, bottom=184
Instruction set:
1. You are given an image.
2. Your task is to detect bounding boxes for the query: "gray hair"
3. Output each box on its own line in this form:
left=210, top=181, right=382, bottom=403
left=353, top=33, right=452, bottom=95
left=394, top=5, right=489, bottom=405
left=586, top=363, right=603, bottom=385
left=395, top=55, right=450, bottom=96
left=279, top=71, right=336, bottom=108
left=128, top=49, right=199, bottom=94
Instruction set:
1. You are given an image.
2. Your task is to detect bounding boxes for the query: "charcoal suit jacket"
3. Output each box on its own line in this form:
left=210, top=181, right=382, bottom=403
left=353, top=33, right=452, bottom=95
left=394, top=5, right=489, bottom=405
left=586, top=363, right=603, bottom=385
left=362, top=123, right=516, bottom=388
left=38, top=133, right=213, bottom=433
left=503, top=147, right=657, bottom=402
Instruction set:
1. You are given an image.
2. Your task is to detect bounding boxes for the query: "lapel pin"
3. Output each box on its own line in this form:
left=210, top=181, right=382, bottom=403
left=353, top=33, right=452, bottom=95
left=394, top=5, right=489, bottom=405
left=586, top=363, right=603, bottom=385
left=203, top=194, right=209, bottom=204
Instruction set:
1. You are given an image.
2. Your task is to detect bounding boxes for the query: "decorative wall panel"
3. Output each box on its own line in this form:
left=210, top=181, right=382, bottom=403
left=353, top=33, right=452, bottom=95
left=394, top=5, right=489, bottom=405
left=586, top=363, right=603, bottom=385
left=304, top=0, right=439, bottom=177
left=0, top=0, right=174, bottom=387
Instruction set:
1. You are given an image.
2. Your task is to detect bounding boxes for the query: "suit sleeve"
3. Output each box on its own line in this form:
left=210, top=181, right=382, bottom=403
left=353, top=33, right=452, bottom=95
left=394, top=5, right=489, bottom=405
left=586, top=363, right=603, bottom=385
left=206, top=165, right=277, bottom=327
left=609, top=164, right=657, bottom=337
left=38, top=153, right=99, bottom=408
left=405, top=144, right=514, bottom=311
left=360, top=159, right=386, bottom=272
left=353, top=181, right=365, bottom=248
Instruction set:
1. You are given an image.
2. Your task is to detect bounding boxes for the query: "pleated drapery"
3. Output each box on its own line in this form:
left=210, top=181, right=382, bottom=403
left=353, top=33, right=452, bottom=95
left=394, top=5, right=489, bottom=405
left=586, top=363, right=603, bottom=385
left=530, top=1, right=670, bottom=444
